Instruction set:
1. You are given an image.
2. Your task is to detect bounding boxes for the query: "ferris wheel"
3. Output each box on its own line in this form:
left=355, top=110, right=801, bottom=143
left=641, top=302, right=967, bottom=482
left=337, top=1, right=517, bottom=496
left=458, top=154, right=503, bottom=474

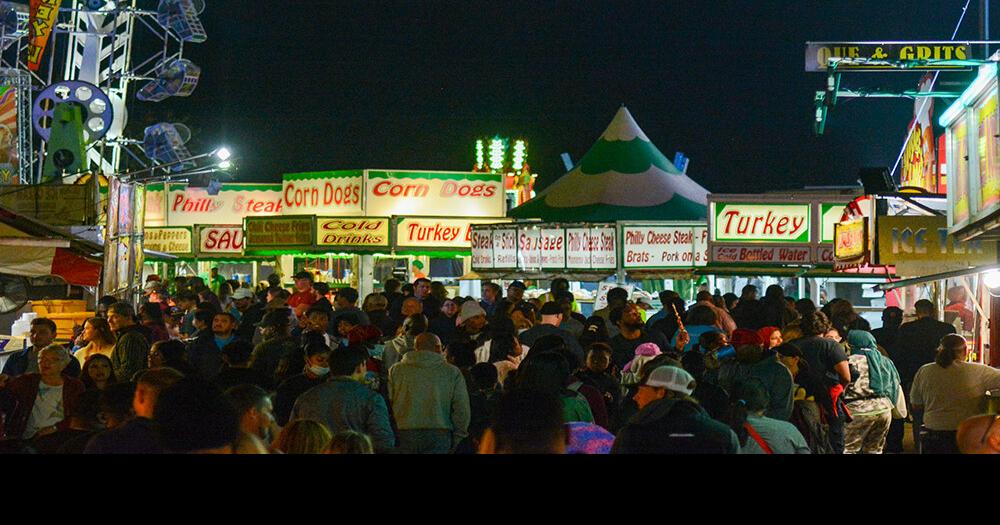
left=0, top=0, right=207, bottom=184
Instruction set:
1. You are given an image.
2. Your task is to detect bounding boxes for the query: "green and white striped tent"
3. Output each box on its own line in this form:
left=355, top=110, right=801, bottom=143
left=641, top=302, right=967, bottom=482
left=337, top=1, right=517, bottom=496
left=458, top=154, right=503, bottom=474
left=509, top=106, right=709, bottom=221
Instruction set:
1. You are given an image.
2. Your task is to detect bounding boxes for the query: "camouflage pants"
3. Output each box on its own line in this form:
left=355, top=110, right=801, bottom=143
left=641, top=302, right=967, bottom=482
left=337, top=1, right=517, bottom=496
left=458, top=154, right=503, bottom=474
left=843, top=411, right=892, bottom=454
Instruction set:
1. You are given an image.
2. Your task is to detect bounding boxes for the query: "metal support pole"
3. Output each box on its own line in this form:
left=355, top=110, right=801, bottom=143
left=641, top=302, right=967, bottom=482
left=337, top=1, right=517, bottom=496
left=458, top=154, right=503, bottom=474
left=359, top=254, right=374, bottom=299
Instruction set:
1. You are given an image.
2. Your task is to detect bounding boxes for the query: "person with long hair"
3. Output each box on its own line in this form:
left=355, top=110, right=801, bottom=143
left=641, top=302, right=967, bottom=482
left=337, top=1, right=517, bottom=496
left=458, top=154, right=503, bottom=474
left=272, top=419, right=332, bottom=454
left=724, top=379, right=810, bottom=454
left=911, top=334, right=1000, bottom=454
left=81, top=354, right=117, bottom=391
left=842, top=330, right=901, bottom=454
left=74, top=317, right=116, bottom=363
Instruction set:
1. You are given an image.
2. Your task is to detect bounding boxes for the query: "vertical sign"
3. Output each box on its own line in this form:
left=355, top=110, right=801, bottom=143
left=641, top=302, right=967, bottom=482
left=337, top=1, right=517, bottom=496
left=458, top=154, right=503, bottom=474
left=27, top=0, right=62, bottom=71
left=517, top=227, right=541, bottom=269
left=590, top=225, right=617, bottom=269
left=565, top=227, right=590, bottom=269
left=539, top=228, right=565, bottom=269
left=470, top=228, right=494, bottom=269
left=492, top=227, right=517, bottom=268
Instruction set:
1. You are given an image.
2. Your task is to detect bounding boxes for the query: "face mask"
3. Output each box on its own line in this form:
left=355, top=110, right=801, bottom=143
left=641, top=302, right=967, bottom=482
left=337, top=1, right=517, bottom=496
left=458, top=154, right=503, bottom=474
left=307, top=365, right=330, bottom=376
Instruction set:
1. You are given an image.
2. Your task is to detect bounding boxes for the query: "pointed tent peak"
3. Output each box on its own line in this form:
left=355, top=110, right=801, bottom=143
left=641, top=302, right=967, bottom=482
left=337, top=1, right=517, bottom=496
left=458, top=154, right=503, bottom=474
left=600, top=106, right=650, bottom=142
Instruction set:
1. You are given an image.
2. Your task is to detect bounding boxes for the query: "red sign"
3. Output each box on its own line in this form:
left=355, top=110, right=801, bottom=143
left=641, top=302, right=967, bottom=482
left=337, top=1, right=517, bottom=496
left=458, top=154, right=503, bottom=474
left=27, top=0, right=62, bottom=71
left=711, top=245, right=812, bottom=264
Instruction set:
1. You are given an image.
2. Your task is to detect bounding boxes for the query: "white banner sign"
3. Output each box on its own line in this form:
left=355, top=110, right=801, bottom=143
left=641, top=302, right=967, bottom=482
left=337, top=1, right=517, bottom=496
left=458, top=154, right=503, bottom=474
left=198, top=226, right=244, bottom=255
left=539, top=228, right=566, bottom=269
left=164, top=184, right=283, bottom=227
left=594, top=282, right=634, bottom=311
left=396, top=217, right=507, bottom=249
left=281, top=171, right=364, bottom=216
left=365, top=171, right=505, bottom=218
left=517, top=228, right=542, bottom=269
left=565, top=227, right=591, bottom=269
left=471, top=229, right=494, bottom=268
left=145, top=184, right=166, bottom=226
left=589, top=226, right=617, bottom=269
left=622, top=225, right=708, bottom=268
left=492, top=228, right=518, bottom=268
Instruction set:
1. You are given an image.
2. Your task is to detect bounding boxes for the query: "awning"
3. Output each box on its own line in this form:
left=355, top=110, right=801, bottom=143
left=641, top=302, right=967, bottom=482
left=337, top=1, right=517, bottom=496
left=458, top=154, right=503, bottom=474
left=1, top=246, right=103, bottom=287
left=875, top=264, right=999, bottom=291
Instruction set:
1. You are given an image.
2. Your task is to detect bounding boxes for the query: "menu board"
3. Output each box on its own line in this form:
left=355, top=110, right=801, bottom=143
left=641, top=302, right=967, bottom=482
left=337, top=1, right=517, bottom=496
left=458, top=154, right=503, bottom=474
left=977, top=92, right=1000, bottom=212
left=517, top=227, right=541, bottom=269
left=245, top=216, right=313, bottom=250
left=492, top=228, right=517, bottom=268
left=470, top=228, right=494, bottom=268
left=622, top=225, right=707, bottom=268
left=589, top=226, right=617, bottom=269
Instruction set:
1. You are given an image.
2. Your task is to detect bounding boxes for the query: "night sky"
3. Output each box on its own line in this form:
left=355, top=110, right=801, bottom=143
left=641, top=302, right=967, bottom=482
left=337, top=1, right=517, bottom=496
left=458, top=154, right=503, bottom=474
left=131, top=1, right=992, bottom=194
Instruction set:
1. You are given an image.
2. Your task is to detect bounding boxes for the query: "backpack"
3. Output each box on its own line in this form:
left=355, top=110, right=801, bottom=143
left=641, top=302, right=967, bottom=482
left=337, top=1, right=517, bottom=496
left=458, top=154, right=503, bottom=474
left=789, top=398, right=834, bottom=454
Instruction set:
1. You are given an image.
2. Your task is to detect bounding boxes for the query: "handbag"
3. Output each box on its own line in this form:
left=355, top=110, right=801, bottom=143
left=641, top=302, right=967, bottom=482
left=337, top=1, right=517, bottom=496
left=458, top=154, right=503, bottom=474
left=891, top=383, right=908, bottom=420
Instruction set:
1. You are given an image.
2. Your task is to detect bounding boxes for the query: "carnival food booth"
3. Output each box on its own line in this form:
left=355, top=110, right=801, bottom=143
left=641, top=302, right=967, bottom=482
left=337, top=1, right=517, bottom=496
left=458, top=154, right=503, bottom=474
left=243, top=169, right=510, bottom=298
left=706, top=189, right=894, bottom=327
left=833, top=192, right=998, bottom=364
left=468, top=107, right=712, bottom=314
left=142, top=182, right=284, bottom=286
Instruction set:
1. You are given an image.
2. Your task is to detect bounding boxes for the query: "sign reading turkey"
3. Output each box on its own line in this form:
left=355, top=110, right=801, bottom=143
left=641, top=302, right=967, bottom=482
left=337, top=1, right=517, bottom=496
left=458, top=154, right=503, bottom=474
left=396, top=217, right=510, bottom=250
left=199, top=226, right=244, bottom=255
left=712, top=202, right=811, bottom=243
left=365, top=171, right=505, bottom=218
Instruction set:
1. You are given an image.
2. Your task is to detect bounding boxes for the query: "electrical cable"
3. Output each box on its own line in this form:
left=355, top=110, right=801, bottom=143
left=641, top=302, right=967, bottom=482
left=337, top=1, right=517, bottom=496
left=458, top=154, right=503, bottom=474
left=889, top=0, right=974, bottom=180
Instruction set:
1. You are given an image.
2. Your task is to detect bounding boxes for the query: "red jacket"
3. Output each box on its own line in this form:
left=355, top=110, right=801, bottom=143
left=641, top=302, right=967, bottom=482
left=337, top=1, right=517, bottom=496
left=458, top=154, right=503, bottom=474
left=0, top=374, right=85, bottom=440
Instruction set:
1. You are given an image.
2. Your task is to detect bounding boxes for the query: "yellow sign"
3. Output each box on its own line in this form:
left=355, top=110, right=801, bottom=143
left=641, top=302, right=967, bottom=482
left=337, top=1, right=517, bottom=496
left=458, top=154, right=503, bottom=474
left=877, top=215, right=997, bottom=274
left=316, top=217, right=390, bottom=248
left=144, top=227, right=193, bottom=255
left=834, top=219, right=867, bottom=260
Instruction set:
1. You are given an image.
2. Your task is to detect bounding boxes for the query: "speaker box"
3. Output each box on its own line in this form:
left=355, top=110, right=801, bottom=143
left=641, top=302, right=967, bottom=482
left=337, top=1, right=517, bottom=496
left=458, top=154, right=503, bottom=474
left=858, top=167, right=896, bottom=195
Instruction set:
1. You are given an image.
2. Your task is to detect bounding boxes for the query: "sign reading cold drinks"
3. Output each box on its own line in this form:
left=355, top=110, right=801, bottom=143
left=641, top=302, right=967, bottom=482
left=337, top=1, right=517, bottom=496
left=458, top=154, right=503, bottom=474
left=316, top=217, right=390, bottom=249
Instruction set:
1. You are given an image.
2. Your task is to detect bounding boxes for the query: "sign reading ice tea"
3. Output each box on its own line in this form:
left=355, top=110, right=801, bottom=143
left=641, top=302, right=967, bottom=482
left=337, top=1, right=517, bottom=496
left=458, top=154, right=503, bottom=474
left=198, top=226, right=244, bottom=255
left=365, top=171, right=505, bottom=218
left=878, top=215, right=997, bottom=274
left=316, top=217, right=390, bottom=248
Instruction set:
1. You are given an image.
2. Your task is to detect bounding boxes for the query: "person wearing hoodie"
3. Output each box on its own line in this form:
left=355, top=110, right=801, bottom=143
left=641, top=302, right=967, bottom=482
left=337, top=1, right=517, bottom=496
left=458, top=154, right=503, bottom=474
left=620, top=342, right=662, bottom=386
left=612, top=365, right=739, bottom=454
left=388, top=333, right=470, bottom=453
left=383, top=313, right=428, bottom=372
left=842, top=330, right=902, bottom=454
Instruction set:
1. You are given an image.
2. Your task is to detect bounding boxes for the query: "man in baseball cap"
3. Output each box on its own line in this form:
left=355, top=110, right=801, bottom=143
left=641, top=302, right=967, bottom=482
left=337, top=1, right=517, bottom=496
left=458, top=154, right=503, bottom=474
left=231, top=287, right=264, bottom=340
left=287, top=271, right=317, bottom=316
left=612, top=364, right=739, bottom=454
left=506, top=280, right=527, bottom=304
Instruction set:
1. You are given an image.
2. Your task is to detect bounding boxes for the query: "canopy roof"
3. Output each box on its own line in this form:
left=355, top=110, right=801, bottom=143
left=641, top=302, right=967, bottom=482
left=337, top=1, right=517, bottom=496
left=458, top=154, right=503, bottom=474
left=509, top=107, right=709, bottom=222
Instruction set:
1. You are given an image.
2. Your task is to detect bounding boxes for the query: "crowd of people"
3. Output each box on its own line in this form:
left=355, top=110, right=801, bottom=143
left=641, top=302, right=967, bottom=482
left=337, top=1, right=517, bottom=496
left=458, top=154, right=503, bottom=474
left=1, top=272, right=997, bottom=454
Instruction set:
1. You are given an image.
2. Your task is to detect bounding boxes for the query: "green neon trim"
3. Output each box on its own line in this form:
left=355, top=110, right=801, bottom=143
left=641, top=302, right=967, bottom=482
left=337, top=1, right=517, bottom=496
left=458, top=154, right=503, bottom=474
left=282, top=170, right=364, bottom=181
left=366, top=170, right=502, bottom=182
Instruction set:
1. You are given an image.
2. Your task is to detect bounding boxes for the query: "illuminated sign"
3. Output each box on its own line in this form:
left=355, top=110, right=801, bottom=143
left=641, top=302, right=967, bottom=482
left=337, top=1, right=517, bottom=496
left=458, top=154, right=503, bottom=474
left=711, top=245, right=812, bottom=264
left=805, top=42, right=974, bottom=72
left=281, top=171, right=363, bottom=216
left=712, top=202, right=810, bottom=243
left=245, top=216, right=313, bottom=250
left=316, top=217, right=390, bottom=248
left=144, top=227, right=193, bottom=255
left=878, top=215, right=997, bottom=274
left=198, top=226, right=244, bottom=256
left=471, top=228, right=495, bottom=268
left=163, top=183, right=283, bottom=227
left=621, top=225, right=708, bottom=268
left=834, top=219, right=867, bottom=261
left=27, top=0, right=62, bottom=71
left=395, top=217, right=509, bottom=250
left=364, top=170, right=505, bottom=218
